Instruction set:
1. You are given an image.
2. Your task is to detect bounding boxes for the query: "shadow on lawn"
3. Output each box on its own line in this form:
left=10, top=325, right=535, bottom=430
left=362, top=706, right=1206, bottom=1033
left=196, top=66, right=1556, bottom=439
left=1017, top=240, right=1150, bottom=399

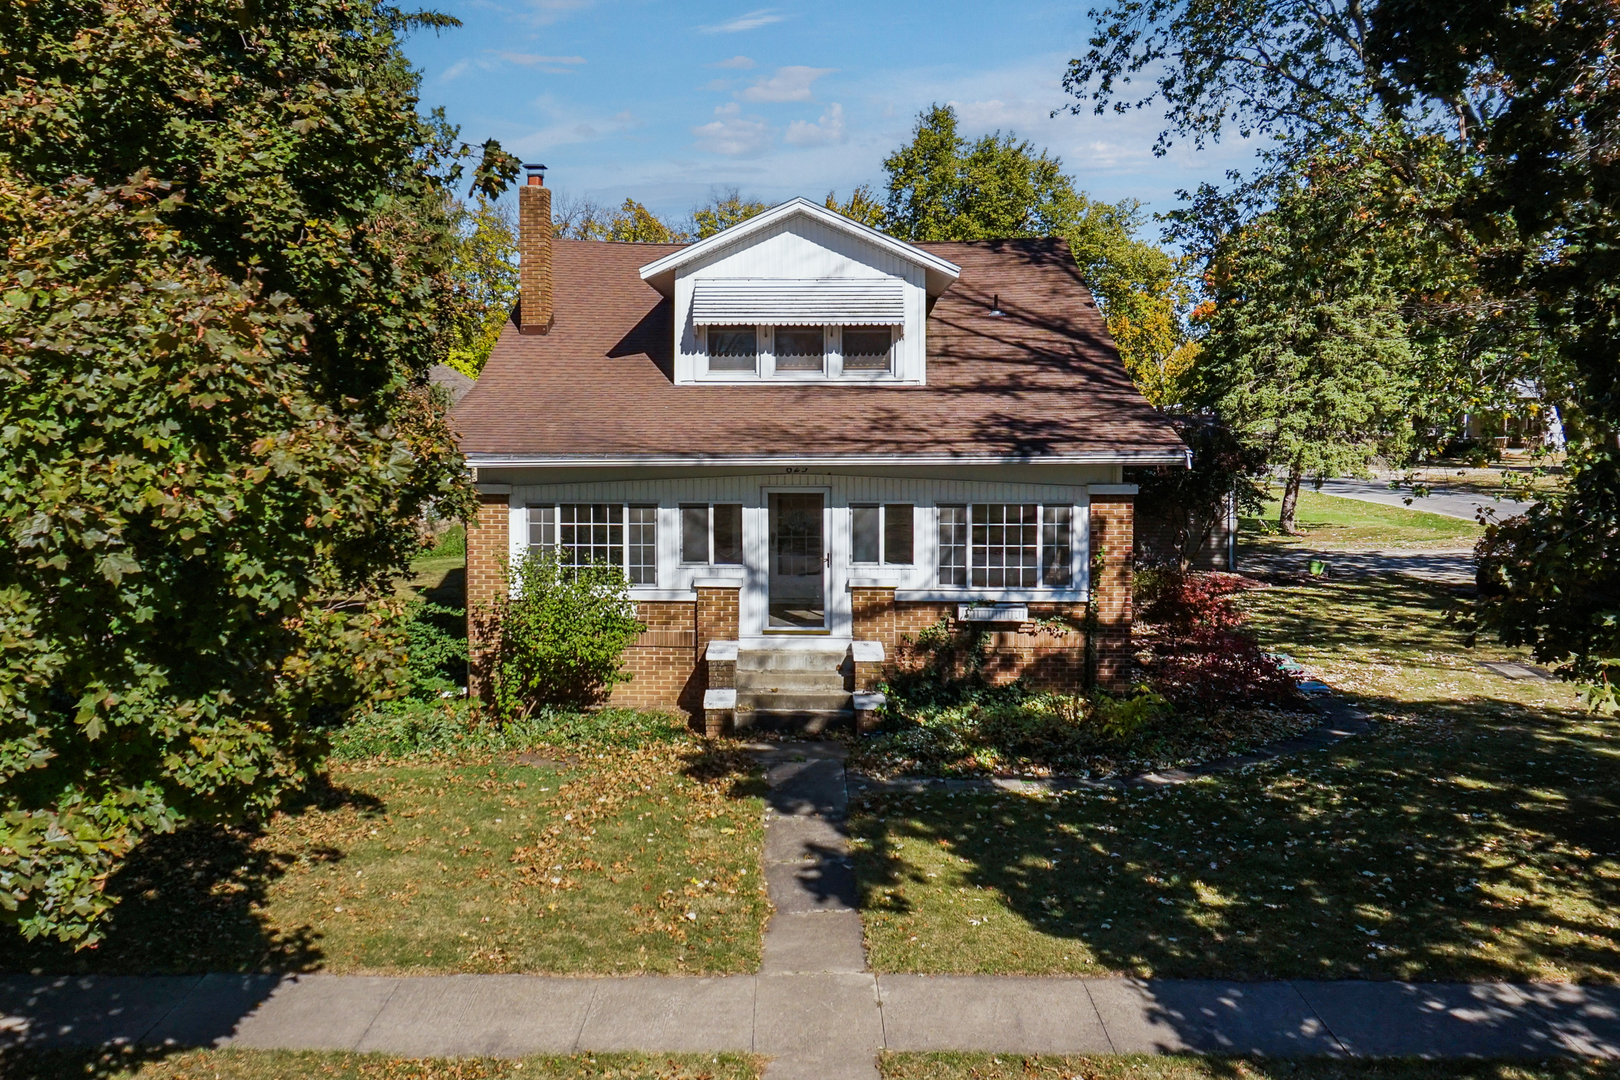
left=0, top=776, right=385, bottom=977
left=855, top=574, right=1620, bottom=983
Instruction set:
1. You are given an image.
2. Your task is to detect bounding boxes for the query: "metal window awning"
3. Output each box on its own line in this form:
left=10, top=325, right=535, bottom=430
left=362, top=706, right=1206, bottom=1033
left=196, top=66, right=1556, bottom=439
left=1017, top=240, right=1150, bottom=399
left=691, top=278, right=906, bottom=326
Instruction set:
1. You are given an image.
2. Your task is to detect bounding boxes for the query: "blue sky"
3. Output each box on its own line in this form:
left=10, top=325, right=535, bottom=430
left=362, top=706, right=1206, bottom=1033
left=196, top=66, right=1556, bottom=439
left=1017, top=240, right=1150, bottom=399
left=403, top=1, right=1264, bottom=236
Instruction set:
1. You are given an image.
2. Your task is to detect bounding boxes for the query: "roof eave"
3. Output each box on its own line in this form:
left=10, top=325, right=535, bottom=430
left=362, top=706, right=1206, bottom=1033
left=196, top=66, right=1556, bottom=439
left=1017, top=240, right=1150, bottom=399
left=466, top=450, right=1190, bottom=468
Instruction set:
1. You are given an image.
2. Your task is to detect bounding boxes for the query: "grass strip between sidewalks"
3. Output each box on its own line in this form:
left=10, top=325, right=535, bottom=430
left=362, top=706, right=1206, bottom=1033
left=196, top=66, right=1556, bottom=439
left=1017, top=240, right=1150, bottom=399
left=2, top=1047, right=760, bottom=1080
left=882, top=1055, right=1618, bottom=1080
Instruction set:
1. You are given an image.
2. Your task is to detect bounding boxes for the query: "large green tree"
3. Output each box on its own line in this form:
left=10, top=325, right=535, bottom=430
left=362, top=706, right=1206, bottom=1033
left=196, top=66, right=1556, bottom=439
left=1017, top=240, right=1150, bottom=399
left=1368, top=0, right=1620, bottom=699
left=445, top=197, right=519, bottom=378
left=1188, top=146, right=1421, bottom=530
left=0, top=0, right=515, bottom=942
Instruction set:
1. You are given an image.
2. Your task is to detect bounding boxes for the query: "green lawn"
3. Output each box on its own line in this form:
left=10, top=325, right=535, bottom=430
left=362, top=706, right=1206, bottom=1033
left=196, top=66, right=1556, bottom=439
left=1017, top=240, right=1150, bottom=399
left=4, top=1048, right=760, bottom=1080
left=1243, top=490, right=1482, bottom=549
left=0, top=739, right=768, bottom=976
left=883, top=1056, right=1619, bottom=1080
left=853, top=574, right=1620, bottom=980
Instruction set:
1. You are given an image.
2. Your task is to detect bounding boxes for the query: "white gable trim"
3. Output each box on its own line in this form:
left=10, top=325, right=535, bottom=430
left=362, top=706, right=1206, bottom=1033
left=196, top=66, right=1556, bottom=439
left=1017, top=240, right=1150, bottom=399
left=639, top=198, right=960, bottom=295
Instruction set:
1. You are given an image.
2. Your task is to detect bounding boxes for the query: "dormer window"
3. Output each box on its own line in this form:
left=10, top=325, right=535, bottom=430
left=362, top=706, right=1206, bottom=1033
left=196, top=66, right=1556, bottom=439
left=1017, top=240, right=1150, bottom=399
left=708, top=326, right=758, bottom=373
left=774, top=327, right=825, bottom=374
left=841, top=327, right=893, bottom=372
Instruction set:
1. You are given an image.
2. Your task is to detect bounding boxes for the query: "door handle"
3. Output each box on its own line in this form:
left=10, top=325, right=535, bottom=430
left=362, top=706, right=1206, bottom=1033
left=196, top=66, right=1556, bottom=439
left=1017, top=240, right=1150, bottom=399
left=825, top=552, right=831, bottom=567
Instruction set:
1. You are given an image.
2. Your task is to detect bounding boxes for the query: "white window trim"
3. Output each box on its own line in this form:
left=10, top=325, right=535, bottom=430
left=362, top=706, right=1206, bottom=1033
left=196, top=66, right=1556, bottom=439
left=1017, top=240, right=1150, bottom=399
left=932, top=503, right=1080, bottom=592
left=679, top=502, right=744, bottom=566
left=527, top=502, right=658, bottom=588
left=849, top=503, right=915, bottom=567
left=695, top=323, right=899, bottom=383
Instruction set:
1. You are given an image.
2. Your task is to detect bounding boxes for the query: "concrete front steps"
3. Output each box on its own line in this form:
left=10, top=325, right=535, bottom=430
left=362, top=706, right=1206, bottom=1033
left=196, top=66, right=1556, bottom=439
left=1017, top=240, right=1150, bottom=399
left=736, top=645, right=852, bottom=732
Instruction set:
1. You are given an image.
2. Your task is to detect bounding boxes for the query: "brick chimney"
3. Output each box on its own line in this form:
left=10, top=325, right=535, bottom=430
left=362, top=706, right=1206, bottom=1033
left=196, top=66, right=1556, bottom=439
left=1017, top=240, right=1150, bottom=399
left=518, top=163, right=552, bottom=335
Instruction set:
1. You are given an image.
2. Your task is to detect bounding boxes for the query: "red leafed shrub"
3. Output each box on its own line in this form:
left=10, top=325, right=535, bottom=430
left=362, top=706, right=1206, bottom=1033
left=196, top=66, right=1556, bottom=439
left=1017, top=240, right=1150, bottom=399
left=1138, top=570, right=1251, bottom=638
left=1137, top=569, right=1307, bottom=710
left=1152, top=629, right=1306, bottom=710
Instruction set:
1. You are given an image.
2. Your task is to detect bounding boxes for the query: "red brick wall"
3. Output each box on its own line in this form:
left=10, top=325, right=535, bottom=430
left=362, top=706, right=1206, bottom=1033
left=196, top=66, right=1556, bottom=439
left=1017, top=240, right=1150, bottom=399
left=1090, top=494, right=1135, bottom=692
left=609, top=600, right=698, bottom=710
left=466, top=489, right=510, bottom=701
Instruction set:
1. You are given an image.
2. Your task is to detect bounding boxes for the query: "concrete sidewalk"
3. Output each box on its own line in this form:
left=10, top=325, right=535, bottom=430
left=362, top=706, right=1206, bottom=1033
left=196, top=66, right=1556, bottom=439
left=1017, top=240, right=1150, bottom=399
left=3, top=971, right=1617, bottom=1060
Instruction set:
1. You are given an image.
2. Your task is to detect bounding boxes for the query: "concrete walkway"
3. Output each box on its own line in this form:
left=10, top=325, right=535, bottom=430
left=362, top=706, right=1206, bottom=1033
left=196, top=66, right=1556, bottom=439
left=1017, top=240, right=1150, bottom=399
left=1316, top=479, right=1535, bottom=522
left=5, top=744, right=1619, bottom=1067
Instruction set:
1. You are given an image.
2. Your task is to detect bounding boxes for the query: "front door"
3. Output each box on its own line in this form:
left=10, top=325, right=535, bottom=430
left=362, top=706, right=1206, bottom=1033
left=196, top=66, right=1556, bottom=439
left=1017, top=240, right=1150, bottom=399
left=767, top=492, right=826, bottom=629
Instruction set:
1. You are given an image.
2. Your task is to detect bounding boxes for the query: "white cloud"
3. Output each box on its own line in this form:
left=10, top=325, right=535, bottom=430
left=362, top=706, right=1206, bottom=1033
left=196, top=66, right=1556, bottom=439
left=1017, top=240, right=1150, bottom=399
left=496, top=52, right=587, bottom=66
left=440, top=59, right=473, bottom=83
left=784, top=103, right=846, bottom=147
left=698, top=8, right=788, bottom=33
left=691, top=102, right=772, bottom=156
left=508, top=100, right=639, bottom=157
left=739, top=66, right=835, bottom=103
left=520, top=0, right=593, bottom=24
left=708, top=55, right=756, bottom=69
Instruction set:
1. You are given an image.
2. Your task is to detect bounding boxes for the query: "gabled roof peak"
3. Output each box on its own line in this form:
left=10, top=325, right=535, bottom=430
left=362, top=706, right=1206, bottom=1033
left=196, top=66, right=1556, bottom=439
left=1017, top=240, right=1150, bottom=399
left=638, top=196, right=960, bottom=297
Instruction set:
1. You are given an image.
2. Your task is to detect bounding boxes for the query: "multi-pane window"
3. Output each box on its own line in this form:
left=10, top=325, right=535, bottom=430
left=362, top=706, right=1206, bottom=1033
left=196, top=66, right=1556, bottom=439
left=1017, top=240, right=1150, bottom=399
left=707, top=326, right=757, bottom=373
left=680, top=503, right=744, bottom=564
left=529, top=503, right=657, bottom=585
left=936, top=504, right=1073, bottom=589
left=774, top=327, right=824, bottom=373
left=1040, top=506, right=1072, bottom=587
left=852, top=504, right=914, bottom=565
left=842, top=327, right=892, bottom=371
left=938, top=505, right=968, bottom=587
left=973, top=503, right=1039, bottom=587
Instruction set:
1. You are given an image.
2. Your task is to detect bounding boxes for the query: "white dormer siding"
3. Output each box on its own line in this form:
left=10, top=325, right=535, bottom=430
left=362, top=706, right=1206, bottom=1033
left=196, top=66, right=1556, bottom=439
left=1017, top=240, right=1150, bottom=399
left=639, top=198, right=959, bottom=386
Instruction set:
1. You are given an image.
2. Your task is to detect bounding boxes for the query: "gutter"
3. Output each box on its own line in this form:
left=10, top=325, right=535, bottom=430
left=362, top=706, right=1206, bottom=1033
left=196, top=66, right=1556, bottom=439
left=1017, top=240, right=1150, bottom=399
left=465, top=451, right=1191, bottom=468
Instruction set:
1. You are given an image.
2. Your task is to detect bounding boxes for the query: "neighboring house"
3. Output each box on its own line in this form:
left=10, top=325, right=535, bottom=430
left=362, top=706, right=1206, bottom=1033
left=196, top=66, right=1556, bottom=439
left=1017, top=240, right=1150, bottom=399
left=428, top=363, right=475, bottom=406
left=453, top=166, right=1185, bottom=728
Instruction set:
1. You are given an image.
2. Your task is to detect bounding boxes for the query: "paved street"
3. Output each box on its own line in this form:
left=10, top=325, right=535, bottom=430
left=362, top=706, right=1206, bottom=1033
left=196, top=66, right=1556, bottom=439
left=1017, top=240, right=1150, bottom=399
left=1316, top=479, right=1537, bottom=522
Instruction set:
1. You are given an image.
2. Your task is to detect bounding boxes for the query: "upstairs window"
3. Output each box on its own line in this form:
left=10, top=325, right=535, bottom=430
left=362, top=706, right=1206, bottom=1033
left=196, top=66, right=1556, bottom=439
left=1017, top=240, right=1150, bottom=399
left=852, top=504, right=914, bottom=565
left=530, top=503, right=657, bottom=585
left=774, top=327, right=825, bottom=374
left=842, top=326, right=893, bottom=372
left=707, top=326, right=757, bottom=373
left=936, top=504, right=1073, bottom=589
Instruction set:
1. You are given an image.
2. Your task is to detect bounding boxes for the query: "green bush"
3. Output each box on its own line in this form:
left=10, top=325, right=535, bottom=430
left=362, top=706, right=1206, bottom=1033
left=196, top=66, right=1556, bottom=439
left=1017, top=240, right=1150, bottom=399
left=424, top=524, right=466, bottom=558
left=483, top=551, right=645, bottom=718
left=402, top=601, right=467, bottom=701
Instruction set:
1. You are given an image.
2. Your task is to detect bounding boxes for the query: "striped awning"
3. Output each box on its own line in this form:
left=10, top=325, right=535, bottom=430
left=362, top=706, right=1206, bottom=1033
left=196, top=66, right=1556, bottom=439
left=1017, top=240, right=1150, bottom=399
left=690, top=278, right=906, bottom=326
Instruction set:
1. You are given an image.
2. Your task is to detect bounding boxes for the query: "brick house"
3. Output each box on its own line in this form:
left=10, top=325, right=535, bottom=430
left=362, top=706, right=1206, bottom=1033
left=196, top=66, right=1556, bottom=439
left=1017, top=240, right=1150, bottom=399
left=453, top=166, right=1186, bottom=730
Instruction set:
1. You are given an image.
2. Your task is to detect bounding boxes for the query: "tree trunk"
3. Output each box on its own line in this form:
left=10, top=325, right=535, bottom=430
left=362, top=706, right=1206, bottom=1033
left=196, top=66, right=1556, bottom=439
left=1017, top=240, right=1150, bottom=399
left=1279, top=463, right=1304, bottom=535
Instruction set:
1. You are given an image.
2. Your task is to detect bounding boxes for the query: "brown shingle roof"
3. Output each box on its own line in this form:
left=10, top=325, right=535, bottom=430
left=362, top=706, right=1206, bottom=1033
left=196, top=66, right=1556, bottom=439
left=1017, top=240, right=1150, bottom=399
left=453, top=236, right=1185, bottom=463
